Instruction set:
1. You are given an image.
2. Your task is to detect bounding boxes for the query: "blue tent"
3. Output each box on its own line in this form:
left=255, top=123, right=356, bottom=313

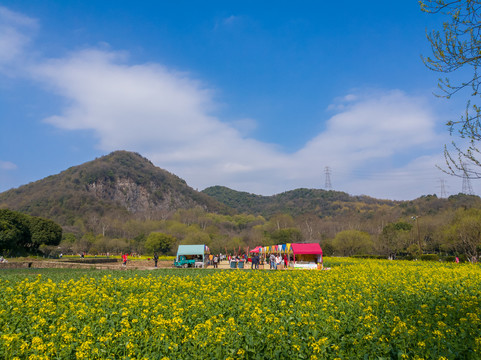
left=175, top=245, right=208, bottom=264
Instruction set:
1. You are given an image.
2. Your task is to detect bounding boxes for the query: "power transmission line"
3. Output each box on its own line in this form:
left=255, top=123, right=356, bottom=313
left=439, top=178, right=448, bottom=198
left=462, top=163, right=474, bottom=195
left=324, top=166, right=332, bottom=190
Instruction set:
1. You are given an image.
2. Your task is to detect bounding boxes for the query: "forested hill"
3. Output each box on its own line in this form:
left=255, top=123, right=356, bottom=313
left=202, top=186, right=481, bottom=218
left=2, top=150, right=481, bottom=233
left=0, top=151, right=231, bottom=226
left=202, top=186, right=399, bottom=217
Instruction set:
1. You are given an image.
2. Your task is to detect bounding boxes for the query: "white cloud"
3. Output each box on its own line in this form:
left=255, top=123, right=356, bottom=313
left=0, top=160, right=17, bottom=170
left=31, top=49, right=289, bottom=192
left=0, top=6, right=456, bottom=200
left=229, top=117, right=258, bottom=136
left=320, top=91, right=437, bottom=157
left=223, top=15, right=239, bottom=25
left=31, top=49, right=448, bottom=198
left=214, top=15, right=242, bottom=30
left=292, top=90, right=442, bottom=178
left=0, top=6, right=37, bottom=68
left=341, top=155, right=449, bottom=199
left=343, top=94, right=357, bottom=102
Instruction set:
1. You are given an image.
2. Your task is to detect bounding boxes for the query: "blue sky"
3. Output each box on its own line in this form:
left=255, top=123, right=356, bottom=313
left=0, top=1, right=478, bottom=200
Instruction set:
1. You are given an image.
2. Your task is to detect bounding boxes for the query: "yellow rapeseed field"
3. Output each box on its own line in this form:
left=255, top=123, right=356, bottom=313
left=0, top=258, right=480, bottom=359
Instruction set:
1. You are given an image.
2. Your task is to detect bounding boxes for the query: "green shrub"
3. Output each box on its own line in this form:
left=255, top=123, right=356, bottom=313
left=420, top=254, right=439, bottom=261
left=352, top=254, right=388, bottom=259
left=443, top=256, right=456, bottom=263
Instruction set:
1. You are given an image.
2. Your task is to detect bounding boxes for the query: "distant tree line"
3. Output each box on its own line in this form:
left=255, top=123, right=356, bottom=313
left=0, top=209, right=62, bottom=256
left=2, top=194, right=481, bottom=262
left=50, top=199, right=481, bottom=263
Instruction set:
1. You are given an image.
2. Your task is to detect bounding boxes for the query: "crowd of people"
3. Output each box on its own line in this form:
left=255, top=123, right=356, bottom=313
left=268, top=253, right=289, bottom=269
left=204, top=252, right=291, bottom=270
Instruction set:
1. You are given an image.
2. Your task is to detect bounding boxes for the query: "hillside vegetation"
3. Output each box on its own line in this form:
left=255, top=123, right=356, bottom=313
left=0, top=209, right=62, bottom=255
left=202, top=185, right=398, bottom=218
left=1, top=151, right=481, bottom=261
left=0, top=151, right=230, bottom=227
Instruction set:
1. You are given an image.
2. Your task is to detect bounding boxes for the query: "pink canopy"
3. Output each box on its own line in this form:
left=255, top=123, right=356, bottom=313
left=249, top=246, right=262, bottom=253
left=291, top=243, right=323, bottom=255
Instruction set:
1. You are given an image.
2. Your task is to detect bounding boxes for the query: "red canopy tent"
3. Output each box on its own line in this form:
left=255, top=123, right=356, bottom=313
left=290, top=243, right=323, bottom=269
left=249, top=246, right=262, bottom=253
left=291, top=243, right=323, bottom=255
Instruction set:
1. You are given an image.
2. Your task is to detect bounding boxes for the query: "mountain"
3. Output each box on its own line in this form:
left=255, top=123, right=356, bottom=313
left=2, top=151, right=481, bottom=233
left=202, top=185, right=481, bottom=220
left=202, top=186, right=399, bottom=218
left=0, top=151, right=231, bottom=226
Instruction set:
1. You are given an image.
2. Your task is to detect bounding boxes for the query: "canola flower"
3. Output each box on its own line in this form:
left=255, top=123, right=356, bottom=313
left=0, top=259, right=480, bottom=359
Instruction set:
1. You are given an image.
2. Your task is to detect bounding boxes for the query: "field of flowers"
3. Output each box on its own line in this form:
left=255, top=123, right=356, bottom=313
left=0, top=258, right=480, bottom=359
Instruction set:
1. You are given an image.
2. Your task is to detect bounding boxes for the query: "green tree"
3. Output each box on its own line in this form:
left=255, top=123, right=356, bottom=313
left=320, top=238, right=335, bottom=256
left=379, top=222, right=413, bottom=258
left=407, top=244, right=422, bottom=258
left=165, top=221, right=190, bottom=239
left=421, top=0, right=481, bottom=176
left=130, top=233, right=147, bottom=254
left=444, top=208, right=481, bottom=260
left=72, top=233, right=95, bottom=254
left=181, top=231, right=210, bottom=246
left=28, top=216, right=62, bottom=250
left=265, top=214, right=295, bottom=231
left=208, top=233, right=230, bottom=254
left=332, top=230, right=373, bottom=257
left=269, top=228, right=303, bottom=244
left=107, top=238, right=130, bottom=254
left=62, top=233, right=77, bottom=243
left=224, top=236, right=246, bottom=255
left=0, top=209, right=30, bottom=252
left=145, top=232, right=176, bottom=255
left=0, top=209, right=63, bottom=254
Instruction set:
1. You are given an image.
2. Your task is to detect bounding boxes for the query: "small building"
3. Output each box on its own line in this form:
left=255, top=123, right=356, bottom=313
left=174, top=245, right=209, bottom=268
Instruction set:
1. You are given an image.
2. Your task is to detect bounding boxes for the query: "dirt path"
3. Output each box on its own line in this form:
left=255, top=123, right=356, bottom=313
left=0, top=260, right=260, bottom=271
left=0, top=259, right=170, bottom=270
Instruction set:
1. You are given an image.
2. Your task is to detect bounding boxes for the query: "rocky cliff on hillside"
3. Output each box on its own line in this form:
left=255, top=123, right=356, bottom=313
left=0, top=151, right=231, bottom=225
left=87, top=178, right=155, bottom=213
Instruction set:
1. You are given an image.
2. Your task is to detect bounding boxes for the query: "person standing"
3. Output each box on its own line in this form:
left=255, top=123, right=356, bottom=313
left=153, top=253, right=159, bottom=268
left=122, top=253, right=128, bottom=266
left=276, top=255, right=282, bottom=270
left=209, top=253, right=214, bottom=266
left=213, top=254, right=219, bottom=268
left=269, top=254, right=275, bottom=269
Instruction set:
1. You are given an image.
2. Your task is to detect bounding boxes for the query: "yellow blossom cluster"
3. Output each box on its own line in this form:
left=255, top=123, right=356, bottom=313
left=0, top=259, right=480, bottom=359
